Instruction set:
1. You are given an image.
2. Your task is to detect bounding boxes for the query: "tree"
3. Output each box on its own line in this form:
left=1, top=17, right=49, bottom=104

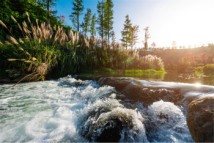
left=59, top=15, right=65, bottom=24
left=144, top=26, right=150, bottom=50
left=0, top=0, right=13, bottom=21
left=70, top=0, right=84, bottom=32
left=111, top=31, right=116, bottom=49
left=90, top=14, right=96, bottom=38
left=104, top=0, right=113, bottom=48
left=130, top=25, right=139, bottom=50
left=172, top=41, right=177, bottom=49
left=121, top=15, right=132, bottom=50
left=37, top=0, right=57, bottom=20
left=151, top=42, right=156, bottom=49
left=97, top=0, right=105, bottom=47
left=0, top=0, right=61, bottom=41
left=81, top=8, right=91, bottom=36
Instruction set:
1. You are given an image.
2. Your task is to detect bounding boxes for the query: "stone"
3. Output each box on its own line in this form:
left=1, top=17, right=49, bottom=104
left=98, top=77, right=182, bottom=106
left=187, top=96, right=214, bottom=142
left=5, top=69, right=21, bottom=79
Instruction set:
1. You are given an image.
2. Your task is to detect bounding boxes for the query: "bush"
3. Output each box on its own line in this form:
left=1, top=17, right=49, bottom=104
left=0, top=15, right=131, bottom=81
left=204, top=64, right=214, bottom=75
left=0, top=14, right=90, bottom=80
left=138, top=55, right=165, bottom=70
left=194, top=66, right=204, bottom=77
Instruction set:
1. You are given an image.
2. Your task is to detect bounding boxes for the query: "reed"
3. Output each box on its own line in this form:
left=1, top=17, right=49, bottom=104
left=0, top=13, right=131, bottom=81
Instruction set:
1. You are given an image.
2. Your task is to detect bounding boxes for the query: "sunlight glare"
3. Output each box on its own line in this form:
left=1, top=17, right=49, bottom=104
left=194, top=82, right=202, bottom=88
left=145, top=0, right=214, bottom=47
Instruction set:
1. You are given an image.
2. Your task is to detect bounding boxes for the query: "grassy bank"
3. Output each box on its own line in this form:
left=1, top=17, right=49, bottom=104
left=0, top=15, right=129, bottom=83
left=80, top=68, right=166, bottom=80
left=0, top=15, right=166, bottom=83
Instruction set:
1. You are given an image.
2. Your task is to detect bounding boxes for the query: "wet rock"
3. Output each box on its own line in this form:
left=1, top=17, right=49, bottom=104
left=98, top=77, right=133, bottom=91
left=187, top=96, right=214, bottom=142
left=93, top=118, right=123, bottom=142
left=98, top=77, right=182, bottom=106
left=80, top=101, right=148, bottom=142
left=5, top=69, right=21, bottom=79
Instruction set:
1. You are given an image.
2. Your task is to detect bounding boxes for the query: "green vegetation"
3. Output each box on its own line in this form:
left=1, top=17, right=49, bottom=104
left=70, top=0, right=84, bottom=32
left=121, top=15, right=139, bottom=50
left=81, top=8, right=92, bottom=36
left=194, top=66, right=204, bottom=78
left=0, top=15, right=131, bottom=81
left=81, top=68, right=166, bottom=80
left=0, top=0, right=168, bottom=83
left=140, top=45, right=214, bottom=77
left=9, top=0, right=214, bottom=83
left=193, top=64, right=214, bottom=78
left=203, top=64, right=214, bottom=76
left=2, top=16, right=160, bottom=82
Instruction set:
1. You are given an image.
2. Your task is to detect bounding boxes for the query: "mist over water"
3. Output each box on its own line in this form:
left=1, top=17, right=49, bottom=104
left=1, top=76, right=213, bottom=142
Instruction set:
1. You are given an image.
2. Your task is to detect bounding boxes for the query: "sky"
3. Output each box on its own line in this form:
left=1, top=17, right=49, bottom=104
left=55, top=0, right=214, bottom=48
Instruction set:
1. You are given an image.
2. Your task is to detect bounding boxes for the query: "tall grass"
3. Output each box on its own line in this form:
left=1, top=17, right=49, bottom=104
left=0, top=13, right=130, bottom=81
left=0, top=13, right=90, bottom=80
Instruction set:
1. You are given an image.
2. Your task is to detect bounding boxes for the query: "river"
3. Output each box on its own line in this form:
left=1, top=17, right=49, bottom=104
left=0, top=76, right=213, bottom=142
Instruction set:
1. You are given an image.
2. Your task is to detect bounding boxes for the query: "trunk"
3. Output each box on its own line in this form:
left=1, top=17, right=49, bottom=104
left=77, top=15, right=79, bottom=32
left=47, top=0, right=50, bottom=20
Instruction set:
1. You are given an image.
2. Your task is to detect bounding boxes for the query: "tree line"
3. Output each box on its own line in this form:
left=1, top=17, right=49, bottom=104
left=0, top=0, right=162, bottom=83
left=70, top=0, right=142, bottom=50
left=0, top=0, right=147, bottom=50
left=70, top=0, right=114, bottom=48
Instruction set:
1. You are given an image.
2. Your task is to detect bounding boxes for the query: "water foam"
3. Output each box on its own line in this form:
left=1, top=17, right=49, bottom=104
left=0, top=76, right=202, bottom=142
left=146, top=100, right=193, bottom=142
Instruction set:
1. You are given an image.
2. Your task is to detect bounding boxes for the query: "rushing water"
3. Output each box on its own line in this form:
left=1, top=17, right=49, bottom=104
left=0, top=76, right=214, bottom=142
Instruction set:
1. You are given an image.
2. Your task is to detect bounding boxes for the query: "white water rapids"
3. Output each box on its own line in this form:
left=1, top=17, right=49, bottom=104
left=0, top=76, right=213, bottom=142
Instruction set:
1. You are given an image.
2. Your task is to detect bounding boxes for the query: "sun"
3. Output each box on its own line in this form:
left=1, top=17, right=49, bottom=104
left=148, top=0, right=214, bottom=47
left=194, top=82, right=202, bottom=88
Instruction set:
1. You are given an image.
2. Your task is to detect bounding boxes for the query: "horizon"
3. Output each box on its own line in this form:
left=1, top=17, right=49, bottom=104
left=55, top=0, right=214, bottom=48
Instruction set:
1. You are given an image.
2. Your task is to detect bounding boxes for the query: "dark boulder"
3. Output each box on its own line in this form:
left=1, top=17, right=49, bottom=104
left=187, top=96, right=214, bottom=142
left=98, top=77, right=182, bottom=106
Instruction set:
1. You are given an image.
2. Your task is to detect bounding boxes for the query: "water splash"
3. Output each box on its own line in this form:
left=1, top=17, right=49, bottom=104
left=145, top=100, right=193, bottom=142
left=0, top=76, right=205, bottom=142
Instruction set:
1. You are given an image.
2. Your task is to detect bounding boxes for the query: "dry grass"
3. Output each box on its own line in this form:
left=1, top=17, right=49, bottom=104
left=35, top=63, right=48, bottom=76
left=0, top=13, right=129, bottom=82
left=0, top=14, right=92, bottom=78
left=0, top=20, right=8, bottom=29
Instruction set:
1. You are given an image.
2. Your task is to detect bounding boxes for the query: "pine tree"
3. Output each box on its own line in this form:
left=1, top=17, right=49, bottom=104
left=70, top=0, right=84, bottom=32
left=0, top=0, right=13, bottom=21
left=111, top=31, right=116, bottom=49
left=130, top=25, right=139, bottom=50
left=90, top=14, right=96, bottom=38
left=144, top=26, right=150, bottom=50
left=121, top=15, right=132, bottom=50
left=81, top=8, right=92, bottom=36
left=104, top=0, right=113, bottom=48
left=97, top=0, right=105, bottom=47
left=37, top=0, right=57, bottom=20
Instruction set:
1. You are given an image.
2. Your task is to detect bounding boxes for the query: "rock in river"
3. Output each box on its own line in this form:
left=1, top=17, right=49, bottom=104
left=98, top=77, right=182, bottom=106
left=187, top=96, right=214, bottom=142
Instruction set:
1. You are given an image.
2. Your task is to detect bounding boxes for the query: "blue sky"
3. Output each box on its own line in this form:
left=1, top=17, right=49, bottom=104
left=55, top=0, right=214, bottom=48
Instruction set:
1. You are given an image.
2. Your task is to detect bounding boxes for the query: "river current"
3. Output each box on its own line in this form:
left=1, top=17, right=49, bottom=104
left=0, top=76, right=213, bottom=142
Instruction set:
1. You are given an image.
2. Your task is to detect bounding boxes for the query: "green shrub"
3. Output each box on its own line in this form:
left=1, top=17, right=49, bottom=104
left=0, top=14, right=89, bottom=79
left=204, top=64, right=214, bottom=75
left=0, top=14, right=131, bottom=81
left=194, top=66, right=204, bottom=77
left=138, top=55, right=165, bottom=70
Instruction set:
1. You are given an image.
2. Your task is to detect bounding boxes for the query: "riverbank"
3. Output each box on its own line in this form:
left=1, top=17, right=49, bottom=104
left=0, top=68, right=166, bottom=84
left=1, top=69, right=214, bottom=86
